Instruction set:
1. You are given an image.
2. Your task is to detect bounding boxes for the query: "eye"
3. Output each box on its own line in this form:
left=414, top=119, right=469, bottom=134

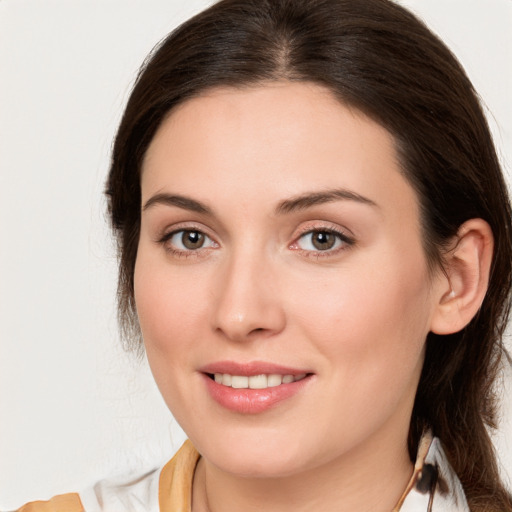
left=294, top=229, right=354, bottom=253
left=164, top=229, right=217, bottom=251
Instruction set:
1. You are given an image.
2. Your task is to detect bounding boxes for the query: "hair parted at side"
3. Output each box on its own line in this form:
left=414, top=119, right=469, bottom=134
left=106, top=0, right=512, bottom=509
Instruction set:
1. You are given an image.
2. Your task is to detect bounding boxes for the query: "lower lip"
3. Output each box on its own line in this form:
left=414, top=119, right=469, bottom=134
left=202, top=374, right=312, bottom=414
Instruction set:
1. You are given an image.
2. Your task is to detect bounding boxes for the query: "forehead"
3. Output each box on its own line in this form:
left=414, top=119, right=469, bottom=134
left=143, top=82, right=392, bottom=172
left=141, top=81, right=418, bottom=221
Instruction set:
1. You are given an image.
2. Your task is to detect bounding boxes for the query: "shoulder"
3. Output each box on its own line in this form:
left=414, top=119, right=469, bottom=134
left=12, top=441, right=200, bottom=512
left=14, top=467, right=161, bottom=512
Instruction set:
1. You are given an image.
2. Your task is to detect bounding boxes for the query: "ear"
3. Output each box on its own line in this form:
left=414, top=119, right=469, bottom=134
left=430, top=218, right=494, bottom=335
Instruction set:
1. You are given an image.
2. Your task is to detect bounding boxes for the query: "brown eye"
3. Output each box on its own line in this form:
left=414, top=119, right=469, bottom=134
left=181, top=230, right=205, bottom=249
left=295, top=229, right=353, bottom=253
left=165, top=229, right=216, bottom=252
left=311, top=231, right=336, bottom=250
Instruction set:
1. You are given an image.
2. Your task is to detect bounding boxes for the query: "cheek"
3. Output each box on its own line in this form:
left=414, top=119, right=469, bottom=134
left=133, top=250, right=207, bottom=366
left=133, top=251, right=214, bottom=422
left=294, top=247, right=432, bottom=381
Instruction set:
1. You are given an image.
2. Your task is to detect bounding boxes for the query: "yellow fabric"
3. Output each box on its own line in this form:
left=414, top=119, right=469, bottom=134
left=159, top=439, right=201, bottom=512
left=17, top=493, right=84, bottom=512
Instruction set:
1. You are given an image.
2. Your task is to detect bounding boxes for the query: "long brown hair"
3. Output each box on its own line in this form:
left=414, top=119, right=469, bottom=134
left=106, top=1, right=512, bottom=509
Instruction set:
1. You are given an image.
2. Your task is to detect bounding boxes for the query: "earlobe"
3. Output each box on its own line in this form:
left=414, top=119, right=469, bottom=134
left=430, top=219, right=494, bottom=335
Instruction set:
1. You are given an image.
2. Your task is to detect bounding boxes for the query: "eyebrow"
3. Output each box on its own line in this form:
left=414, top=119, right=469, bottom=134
left=142, top=188, right=378, bottom=216
left=143, top=193, right=211, bottom=214
left=275, top=189, right=378, bottom=214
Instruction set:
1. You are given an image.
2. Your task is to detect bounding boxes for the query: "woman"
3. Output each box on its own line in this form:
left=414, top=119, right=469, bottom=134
left=13, top=0, right=512, bottom=511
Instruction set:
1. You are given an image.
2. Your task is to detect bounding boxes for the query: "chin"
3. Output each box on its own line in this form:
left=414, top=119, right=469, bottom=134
left=214, top=448, right=306, bottom=479
left=189, top=426, right=321, bottom=478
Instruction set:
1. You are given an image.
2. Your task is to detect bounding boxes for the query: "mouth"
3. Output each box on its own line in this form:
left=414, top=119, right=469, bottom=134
left=207, top=372, right=308, bottom=389
left=200, top=361, right=314, bottom=414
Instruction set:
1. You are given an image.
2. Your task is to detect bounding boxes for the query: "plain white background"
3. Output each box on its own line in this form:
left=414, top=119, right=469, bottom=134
left=1, top=0, right=511, bottom=508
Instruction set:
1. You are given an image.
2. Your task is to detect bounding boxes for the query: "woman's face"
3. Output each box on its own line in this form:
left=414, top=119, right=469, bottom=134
left=135, top=82, right=444, bottom=477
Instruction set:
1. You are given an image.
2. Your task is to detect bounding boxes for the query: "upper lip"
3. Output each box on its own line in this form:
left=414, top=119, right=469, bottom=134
left=199, top=360, right=312, bottom=377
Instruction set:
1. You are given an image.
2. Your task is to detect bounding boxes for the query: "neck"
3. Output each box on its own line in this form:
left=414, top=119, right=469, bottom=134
left=192, top=427, right=414, bottom=512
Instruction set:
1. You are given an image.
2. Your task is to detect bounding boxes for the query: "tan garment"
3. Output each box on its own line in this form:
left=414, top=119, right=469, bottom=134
left=158, top=439, right=200, bottom=511
left=14, top=434, right=468, bottom=512
left=16, top=493, right=85, bottom=512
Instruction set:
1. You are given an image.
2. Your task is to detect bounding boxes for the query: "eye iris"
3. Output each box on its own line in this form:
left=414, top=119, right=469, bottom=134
left=312, top=231, right=336, bottom=250
left=182, top=231, right=205, bottom=249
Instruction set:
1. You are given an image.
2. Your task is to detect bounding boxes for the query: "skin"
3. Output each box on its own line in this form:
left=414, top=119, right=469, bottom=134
left=135, top=82, right=451, bottom=512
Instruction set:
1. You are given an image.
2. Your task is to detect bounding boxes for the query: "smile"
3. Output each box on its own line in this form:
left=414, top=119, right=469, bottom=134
left=211, top=373, right=308, bottom=389
left=200, top=362, right=314, bottom=413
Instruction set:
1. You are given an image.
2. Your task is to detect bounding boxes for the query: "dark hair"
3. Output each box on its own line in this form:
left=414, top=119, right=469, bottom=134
left=106, top=0, right=512, bottom=509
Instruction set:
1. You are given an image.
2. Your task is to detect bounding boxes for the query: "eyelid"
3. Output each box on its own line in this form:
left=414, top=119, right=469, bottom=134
left=156, top=222, right=216, bottom=243
left=292, top=221, right=355, bottom=243
left=156, top=222, right=220, bottom=257
left=167, top=229, right=216, bottom=248
left=289, top=222, right=356, bottom=255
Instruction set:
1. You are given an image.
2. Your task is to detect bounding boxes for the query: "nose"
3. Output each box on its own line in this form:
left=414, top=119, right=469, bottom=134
left=210, top=249, right=286, bottom=342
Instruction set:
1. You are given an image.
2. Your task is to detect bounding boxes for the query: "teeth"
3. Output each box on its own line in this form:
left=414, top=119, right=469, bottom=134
left=267, top=374, right=282, bottom=387
left=212, top=373, right=306, bottom=389
left=231, top=376, right=249, bottom=389
left=249, top=374, right=267, bottom=389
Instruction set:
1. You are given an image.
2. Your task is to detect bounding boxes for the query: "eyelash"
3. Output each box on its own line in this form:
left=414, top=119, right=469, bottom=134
left=157, top=226, right=218, bottom=259
left=290, top=227, right=355, bottom=259
left=157, top=225, right=355, bottom=259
